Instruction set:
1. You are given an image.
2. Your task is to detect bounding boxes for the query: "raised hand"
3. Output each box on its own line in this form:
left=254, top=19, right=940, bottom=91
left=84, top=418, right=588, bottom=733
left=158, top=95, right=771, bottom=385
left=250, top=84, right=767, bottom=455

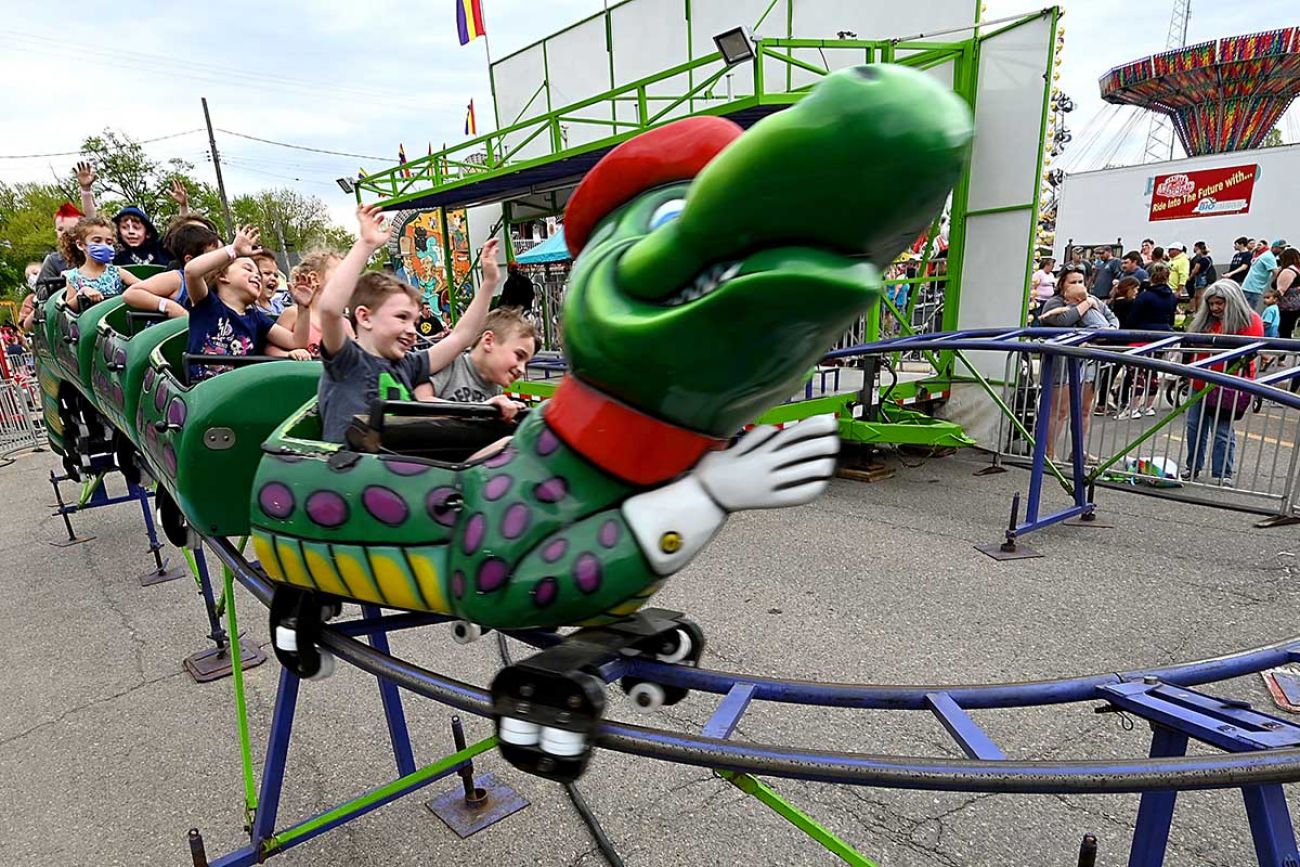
left=75, top=161, right=96, bottom=190
left=169, top=178, right=190, bottom=208
left=232, top=225, right=261, bottom=257
left=480, top=238, right=500, bottom=284
left=695, top=414, right=840, bottom=511
left=356, top=204, right=391, bottom=250
left=288, top=276, right=316, bottom=309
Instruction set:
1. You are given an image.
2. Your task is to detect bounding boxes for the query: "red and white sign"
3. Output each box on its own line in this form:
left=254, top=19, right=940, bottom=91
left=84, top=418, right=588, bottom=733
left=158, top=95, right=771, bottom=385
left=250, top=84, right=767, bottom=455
left=1149, top=164, right=1258, bottom=222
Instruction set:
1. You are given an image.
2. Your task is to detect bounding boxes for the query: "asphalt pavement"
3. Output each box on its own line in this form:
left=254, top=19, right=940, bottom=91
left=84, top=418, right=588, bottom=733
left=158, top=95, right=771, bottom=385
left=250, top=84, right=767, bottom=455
left=1, top=444, right=1298, bottom=866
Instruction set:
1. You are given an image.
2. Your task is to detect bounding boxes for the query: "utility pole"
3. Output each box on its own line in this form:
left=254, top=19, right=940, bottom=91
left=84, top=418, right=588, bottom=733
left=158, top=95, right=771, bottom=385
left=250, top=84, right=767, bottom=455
left=201, top=98, right=234, bottom=234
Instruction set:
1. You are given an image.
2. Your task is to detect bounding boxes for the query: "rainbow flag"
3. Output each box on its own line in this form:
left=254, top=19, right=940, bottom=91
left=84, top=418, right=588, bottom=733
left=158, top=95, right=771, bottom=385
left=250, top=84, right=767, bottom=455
left=456, top=0, right=485, bottom=45
left=464, top=100, right=477, bottom=136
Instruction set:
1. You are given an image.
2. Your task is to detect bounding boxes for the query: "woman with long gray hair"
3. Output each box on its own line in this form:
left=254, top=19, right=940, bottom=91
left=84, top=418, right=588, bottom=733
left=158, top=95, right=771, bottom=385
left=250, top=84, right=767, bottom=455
left=1182, top=279, right=1265, bottom=484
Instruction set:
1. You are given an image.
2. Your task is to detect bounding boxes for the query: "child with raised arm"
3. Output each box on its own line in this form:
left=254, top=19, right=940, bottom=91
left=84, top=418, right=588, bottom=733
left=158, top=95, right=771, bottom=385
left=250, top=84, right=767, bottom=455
left=412, top=307, right=538, bottom=415
left=183, top=225, right=314, bottom=382
left=316, top=205, right=501, bottom=443
left=121, top=220, right=224, bottom=318
left=61, top=216, right=141, bottom=311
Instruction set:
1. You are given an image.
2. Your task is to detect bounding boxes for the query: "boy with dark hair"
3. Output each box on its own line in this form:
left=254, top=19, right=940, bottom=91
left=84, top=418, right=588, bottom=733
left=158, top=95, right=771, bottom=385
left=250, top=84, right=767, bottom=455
left=315, top=205, right=501, bottom=443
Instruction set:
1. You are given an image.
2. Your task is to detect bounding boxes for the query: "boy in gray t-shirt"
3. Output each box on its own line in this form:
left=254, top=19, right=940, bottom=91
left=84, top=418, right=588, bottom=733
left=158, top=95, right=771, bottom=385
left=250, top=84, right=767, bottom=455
left=315, top=204, right=501, bottom=443
left=415, top=307, right=539, bottom=413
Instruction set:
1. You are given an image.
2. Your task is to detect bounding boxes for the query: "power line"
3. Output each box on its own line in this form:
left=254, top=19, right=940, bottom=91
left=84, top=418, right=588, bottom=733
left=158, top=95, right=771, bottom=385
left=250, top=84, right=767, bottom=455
left=0, top=128, right=203, bottom=159
left=215, top=128, right=388, bottom=162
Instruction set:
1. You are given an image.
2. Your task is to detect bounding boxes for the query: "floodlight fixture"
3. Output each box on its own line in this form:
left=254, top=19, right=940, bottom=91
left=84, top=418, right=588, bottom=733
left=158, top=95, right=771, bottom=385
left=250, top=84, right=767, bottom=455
left=713, top=27, right=755, bottom=66
left=335, top=177, right=355, bottom=194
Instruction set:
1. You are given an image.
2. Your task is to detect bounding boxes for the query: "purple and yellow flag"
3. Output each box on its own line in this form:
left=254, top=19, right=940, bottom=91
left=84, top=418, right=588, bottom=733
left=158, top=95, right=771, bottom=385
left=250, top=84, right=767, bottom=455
left=457, top=0, right=485, bottom=46
left=465, top=100, right=478, bottom=136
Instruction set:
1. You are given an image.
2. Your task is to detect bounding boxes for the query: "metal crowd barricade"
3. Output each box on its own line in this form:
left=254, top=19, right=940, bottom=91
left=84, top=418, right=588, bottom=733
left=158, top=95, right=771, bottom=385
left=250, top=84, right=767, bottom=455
left=996, top=335, right=1300, bottom=518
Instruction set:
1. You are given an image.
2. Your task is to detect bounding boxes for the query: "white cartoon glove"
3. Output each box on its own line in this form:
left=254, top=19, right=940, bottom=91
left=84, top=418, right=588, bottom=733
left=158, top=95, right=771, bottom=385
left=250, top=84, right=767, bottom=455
left=696, top=414, right=840, bottom=510
left=622, top=415, right=840, bottom=576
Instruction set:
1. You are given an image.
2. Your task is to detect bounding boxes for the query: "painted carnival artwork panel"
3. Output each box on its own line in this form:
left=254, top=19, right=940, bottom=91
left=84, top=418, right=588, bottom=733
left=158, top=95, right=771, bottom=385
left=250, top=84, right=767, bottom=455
left=390, top=208, right=472, bottom=317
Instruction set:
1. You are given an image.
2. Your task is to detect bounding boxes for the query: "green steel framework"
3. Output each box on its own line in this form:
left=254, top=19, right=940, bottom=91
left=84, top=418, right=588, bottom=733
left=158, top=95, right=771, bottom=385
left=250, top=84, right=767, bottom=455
left=255, top=10, right=1057, bottom=865
left=358, top=12, right=1057, bottom=412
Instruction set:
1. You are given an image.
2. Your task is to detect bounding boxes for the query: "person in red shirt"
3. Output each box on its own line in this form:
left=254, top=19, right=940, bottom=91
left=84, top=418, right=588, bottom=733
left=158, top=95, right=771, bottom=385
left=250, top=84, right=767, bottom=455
left=1182, top=279, right=1265, bottom=484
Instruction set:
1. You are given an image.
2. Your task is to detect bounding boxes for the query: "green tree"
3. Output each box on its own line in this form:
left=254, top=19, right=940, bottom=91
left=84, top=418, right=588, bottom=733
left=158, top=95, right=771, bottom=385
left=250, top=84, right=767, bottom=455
left=1261, top=126, right=1284, bottom=148
left=0, top=181, right=72, bottom=295
left=230, top=187, right=354, bottom=262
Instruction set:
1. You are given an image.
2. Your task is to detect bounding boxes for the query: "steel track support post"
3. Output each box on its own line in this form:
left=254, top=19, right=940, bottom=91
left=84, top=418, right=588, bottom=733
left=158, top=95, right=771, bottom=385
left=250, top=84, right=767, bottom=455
left=1126, top=726, right=1189, bottom=867
left=1078, top=833, right=1098, bottom=867
left=1240, top=784, right=1300, bottom=867
left=250, top=668, right=301, bottom=849
left=188, top=828, right=208, bottom=867
left=362, top=604, right=417, bottom=777
left=133, top=482, right=182, bottom=585
left=1066, top=358, right=1088, bottom=505
left=1026, top=352, right=1056, bottom=525
left=184, top=543, right=266, bottom=683
left=48, top=469, right=93, bottom=546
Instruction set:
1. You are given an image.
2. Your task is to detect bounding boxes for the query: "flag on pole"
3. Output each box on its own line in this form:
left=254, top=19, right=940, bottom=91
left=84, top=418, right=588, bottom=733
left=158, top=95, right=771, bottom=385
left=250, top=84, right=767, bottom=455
left=464, top=100, right=478, bottom=136
left=398, top=143, right=411, bottom=178
left=456, top=0, right=486, bottom=45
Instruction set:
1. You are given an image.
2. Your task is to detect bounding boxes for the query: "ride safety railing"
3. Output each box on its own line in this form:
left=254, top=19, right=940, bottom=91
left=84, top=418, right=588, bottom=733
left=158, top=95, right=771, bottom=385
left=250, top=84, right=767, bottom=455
left=355, top=36, right=970, bottom=209
left=0, top=350, right=43, bottom=459
left=993, top=335, right=1300, bottom=517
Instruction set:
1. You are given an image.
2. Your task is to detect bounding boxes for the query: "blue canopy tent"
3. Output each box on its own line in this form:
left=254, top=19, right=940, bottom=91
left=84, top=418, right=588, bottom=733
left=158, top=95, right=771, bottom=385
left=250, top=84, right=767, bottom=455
left=515, top=228, right=570, bottom=265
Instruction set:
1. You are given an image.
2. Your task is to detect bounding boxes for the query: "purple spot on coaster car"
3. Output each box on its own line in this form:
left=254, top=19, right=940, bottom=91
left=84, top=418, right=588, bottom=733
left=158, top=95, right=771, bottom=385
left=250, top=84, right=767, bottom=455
left=483, top=474, right=513, bottom=501
left=426, top=487, right=459, bottom=526
left=501, top=503, right=531, bottom=540
left=463, top=513, right=486, bottom=554
left=162, top=444, right=177, bottom=477
left=484, top=448, right=515, bottom=468
left=305, top=490, right=349, bottom=528
left=382, top=458, right=429, bottom=476
left=112, top=384, right=124, bottom=407
left=451, top=570, right=466, bottom=598
left=153, top=382, right=167, bottom=412
left=574, top=554, right=602, bottom=594
left=477, top=558, right=508, bottom=592
left=533, top=577, right=558, bottom=607
left=362, top=485, right=409, bottom=526
left=598, top=520, right=621, bottom=548
left=143, top=368, right=155, bottom=392
left=534, top=477, right=569, bottom=503
left=536, top=428, right=560, bottom=456
left=259, top=482, right=295, bottom=519
left=541, top=538, right=568, bottom=563
left=114, top=349, right=127, bottom=369
left=166, top=397, right=187, bottom=428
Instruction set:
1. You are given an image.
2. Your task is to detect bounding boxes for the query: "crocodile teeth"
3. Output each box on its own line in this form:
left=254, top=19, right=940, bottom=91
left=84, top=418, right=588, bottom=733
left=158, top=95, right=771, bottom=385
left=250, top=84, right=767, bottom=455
left=663, top=261, right=742, bottom=307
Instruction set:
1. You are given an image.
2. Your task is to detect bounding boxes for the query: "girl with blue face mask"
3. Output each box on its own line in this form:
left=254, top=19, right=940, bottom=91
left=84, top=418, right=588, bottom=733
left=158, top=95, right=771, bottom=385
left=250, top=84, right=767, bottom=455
left=59, top=216, right=141, bottom=312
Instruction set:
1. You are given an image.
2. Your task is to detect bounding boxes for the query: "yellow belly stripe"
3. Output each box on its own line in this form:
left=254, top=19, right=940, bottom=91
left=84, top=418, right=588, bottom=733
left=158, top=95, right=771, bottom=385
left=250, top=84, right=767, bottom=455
left=302, top=543, right=349, bottom=598
left=275, top=538, right=315, bottom=590
left=368, top=548, right=425, bottom=612
left=252, top=532, right=285, bottom=581
left=335, top=548, right=386, bottom=606
left=406, top=550, right=451, bottom=615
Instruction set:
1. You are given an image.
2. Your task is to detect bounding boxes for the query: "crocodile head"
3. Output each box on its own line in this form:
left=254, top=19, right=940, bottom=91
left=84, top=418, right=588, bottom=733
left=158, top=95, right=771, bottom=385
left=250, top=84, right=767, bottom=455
left=559, top=64, right=973, bottom=437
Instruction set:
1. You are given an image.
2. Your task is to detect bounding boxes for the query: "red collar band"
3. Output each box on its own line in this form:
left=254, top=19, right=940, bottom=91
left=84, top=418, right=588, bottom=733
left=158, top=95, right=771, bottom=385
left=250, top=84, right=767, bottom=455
left=544, top=376, right=728, bottom=486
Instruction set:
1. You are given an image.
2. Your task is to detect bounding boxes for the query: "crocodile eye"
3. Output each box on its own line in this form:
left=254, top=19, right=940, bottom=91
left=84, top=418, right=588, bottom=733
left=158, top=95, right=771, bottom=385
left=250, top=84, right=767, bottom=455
left=649, top=199, right=686, bottom=230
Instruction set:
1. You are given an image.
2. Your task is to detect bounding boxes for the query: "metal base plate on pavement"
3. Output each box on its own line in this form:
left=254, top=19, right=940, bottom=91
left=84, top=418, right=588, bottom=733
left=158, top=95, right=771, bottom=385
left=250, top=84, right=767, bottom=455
left=426, top=772, right=529, bottom=838
left=1256, top=514, right=1300, bottom=529
left=183, top=638, right=267, bottom=683
left=139, top=561, right=184, bottom=586
left=1262, top=668, right=1300, bottom=713
left=49, top=535, right=94, bottom=548
left=1064, top=515, right=1112, bottom=529
left=975, top=541, right=1043, bottom=561
left=974, top=464, right=1008, bottom=476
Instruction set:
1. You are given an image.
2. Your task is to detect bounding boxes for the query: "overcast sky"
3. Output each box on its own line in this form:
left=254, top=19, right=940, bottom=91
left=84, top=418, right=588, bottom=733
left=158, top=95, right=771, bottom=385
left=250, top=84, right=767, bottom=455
left=1, top=0, right=1296, bottom=231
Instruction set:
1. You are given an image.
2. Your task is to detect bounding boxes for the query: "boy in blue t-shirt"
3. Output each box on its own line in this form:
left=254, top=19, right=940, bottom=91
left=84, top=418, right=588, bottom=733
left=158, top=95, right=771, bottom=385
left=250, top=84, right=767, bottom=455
left=1262, top=289, right=1281, bottom=338
left=182, top=225, right=314, bottom=381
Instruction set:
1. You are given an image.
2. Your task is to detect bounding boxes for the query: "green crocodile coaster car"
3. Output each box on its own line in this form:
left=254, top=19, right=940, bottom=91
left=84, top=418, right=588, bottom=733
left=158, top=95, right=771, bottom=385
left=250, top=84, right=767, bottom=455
left=91, top=305, right=185, bottom=441
left=133, top=327, right=323, bottom=541
left=249, top=64, right=973, bottom=631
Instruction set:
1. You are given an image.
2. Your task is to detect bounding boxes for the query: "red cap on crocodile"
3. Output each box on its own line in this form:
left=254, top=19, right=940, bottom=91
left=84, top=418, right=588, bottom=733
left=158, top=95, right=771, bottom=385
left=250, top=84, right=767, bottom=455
left=564, top=116, right=743, bottom=257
